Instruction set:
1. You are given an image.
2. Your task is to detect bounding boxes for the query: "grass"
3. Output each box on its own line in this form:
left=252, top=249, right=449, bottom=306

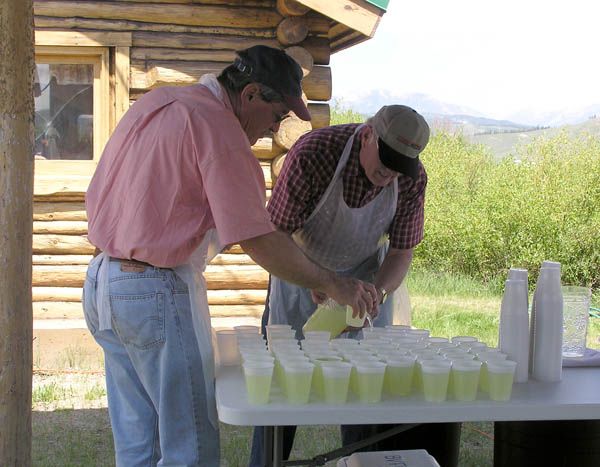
left=30, top=269, right=599, bottom=466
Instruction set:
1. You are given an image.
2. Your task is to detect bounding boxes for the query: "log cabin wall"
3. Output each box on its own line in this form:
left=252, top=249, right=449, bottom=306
left=32, top=0, right=337, bottom=329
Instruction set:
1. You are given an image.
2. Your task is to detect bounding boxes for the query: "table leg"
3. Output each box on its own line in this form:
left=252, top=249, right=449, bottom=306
left=273, top=426, right=284, bottom=467
left=264, top=426, right=274, bottom=467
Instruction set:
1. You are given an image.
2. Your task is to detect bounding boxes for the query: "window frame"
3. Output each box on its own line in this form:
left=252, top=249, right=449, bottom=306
left=33, top=31, right=131, bottom=178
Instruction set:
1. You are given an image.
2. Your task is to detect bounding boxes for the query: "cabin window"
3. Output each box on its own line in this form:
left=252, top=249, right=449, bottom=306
left=34, top=47, right=110, bottom=165
left=33, top=32, right=131, bottom=177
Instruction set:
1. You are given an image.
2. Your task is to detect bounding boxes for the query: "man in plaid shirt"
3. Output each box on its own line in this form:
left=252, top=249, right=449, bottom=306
left=250, top=106, right=461, bottom=467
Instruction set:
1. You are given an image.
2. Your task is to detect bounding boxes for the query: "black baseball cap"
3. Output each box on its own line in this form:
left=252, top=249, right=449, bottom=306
left=234, top=45, right=311, bottom=121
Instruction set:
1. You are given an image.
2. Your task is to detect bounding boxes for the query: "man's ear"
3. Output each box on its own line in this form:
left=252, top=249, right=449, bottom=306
left=241, top=83, right=261, bottom=103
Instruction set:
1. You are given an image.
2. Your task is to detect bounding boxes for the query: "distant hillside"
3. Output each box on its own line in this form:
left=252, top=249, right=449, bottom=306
left=426, top=113, right=540, bottom=137
left=470, top=115, right=600, bottom=159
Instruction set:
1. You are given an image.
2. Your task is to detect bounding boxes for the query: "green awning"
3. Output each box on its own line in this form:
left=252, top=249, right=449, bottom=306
left=365, top=0, right=389, bottom=10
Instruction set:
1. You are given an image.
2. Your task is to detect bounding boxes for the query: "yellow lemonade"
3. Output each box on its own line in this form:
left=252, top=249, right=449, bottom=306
left=244, top=373, right=272, bottom=405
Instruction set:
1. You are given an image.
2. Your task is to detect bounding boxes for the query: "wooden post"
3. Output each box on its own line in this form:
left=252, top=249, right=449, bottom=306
left=0, top=1, right=34, bottom=465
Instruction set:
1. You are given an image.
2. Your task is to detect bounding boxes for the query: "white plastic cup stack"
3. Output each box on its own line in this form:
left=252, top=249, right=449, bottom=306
left=215, top=329, right=240, bottom=366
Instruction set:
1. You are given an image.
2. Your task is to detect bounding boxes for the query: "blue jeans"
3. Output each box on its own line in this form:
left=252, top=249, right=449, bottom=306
left=83, top=256, right=219, bottom=467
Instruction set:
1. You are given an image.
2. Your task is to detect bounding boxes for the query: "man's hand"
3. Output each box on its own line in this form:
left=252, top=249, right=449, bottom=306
left=310, top=290, right=328, bottom=304
left=323, top=276, right=378, bottom=319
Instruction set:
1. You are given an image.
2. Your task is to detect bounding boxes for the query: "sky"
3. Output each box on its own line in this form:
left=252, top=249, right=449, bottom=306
left=331, top=0, right=600, bottom=124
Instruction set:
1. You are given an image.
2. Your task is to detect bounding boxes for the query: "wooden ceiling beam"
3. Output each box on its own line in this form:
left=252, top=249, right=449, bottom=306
left=295, top=0, right=383, bottom=37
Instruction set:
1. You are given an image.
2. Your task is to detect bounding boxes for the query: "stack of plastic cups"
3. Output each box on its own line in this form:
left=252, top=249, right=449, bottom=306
left=383, top=354, right=416, bottom=397
left=476, top=350, right=508, bottom=393
left=234, top=325, right=261, bottom=336
left=487, top=359, right=518, bottom=401
left=322, top=361, right=353, bottom=404
left=450, top=359, right=482, bottom=401
left=420, top=359, right=452, bottom=402
left=354, top=360, right=387, bottom=403
left=243, top=360, right=275, bottom=405
left=282, top=360, right=314, bottom=404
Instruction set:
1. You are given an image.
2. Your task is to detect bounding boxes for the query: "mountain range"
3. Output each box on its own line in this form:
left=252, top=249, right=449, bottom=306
left=336, top=90, right=600, bottom=129
left=334, top=90, right=600, bottom=158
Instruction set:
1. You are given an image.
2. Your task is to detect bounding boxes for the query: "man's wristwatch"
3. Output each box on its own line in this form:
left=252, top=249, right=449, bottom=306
left=378, top=287, right=388, bottom=305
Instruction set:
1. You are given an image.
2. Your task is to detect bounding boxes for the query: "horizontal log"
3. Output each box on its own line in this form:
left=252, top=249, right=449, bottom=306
left=35, top=16, right=277, bottom=38
left=223, top=244, right=244, bottom=254
left=32, top=301, right=265, bottom=320
left=307, top=102, right=330, bottom=129
left=301, top=65, right=331, bottom=101
left=34, top=194, right=85, bottom=202
left=251, top=137, right=286, bottom=160
left=33, top=234, right=95, bottom=255
left=33, top=265, right=88, bottom=287
left=131, top=60, right=331, bottom=101
left=277, top=0, right=310, bottom=16
left=33, top=287, right=83, bottom=302
left=31, top=287, right=266, bottom=305
left=209, top=254, right=255, bottom=266
left=285, top=46, right=313, bottom=77
left=32, top=255, right=93, bottom=265
left=271, top=152, right=287, bottom=180
left=111, top=0, right=274, bottom=5
left=34, top=29, right=132, bottom=46
left=273, top=115, right=312, bottom=150
left=32, top=264, right=268, bottom=289
left=34, top=175, right=91, bottom=198
left=34, top=2, right=282, bottom=29
left=132, top=31, right=278, bottom=50
left=33, top=202, right=87, bottom=221
left=33, top=221, right=88, bottom=235
left=260, top=161, right=273, bottom=190
left=277, top=16, right=309, bottom=46
left=301, top=36, right=330, bottom=65
left=131, top=47, right=236, bottom=63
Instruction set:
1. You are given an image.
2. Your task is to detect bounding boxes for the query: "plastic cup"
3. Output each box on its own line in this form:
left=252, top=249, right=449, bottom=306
left=420, top=360, right=452, bottom=402
left=346, top=305, right=366, bottom=328
left=487, top=360, right=517, bottom=401
left=234, top=325, right=260, bottom=336
left=477, top=353, right=508, bottom=393
left=311, top=355, right=344, bottom=398
left=383, top=355, right=416, bottom=396
left=451, top=336, right=478, bottom=345
left=354, top=361, right=386, bottom=403
left=266, top=325, right=295, bottom=343
left=404, top=329, right=431, bottom=341
left=322, top=362, right=352, bottom=404
left=429, top=342, right=458, bottom=353
left=562, top=286, right=591, bottom=358
left=413, top=355, right=445, bottom=394
left=450, top=360, right=482, bottom=401
left=330, top=338, right=360, bottom=350
left=461, top=341, right=488, bottom=353
left=428, top=337, right=450, bottom=344
left=282, top=362, right=314, bottom=404
left=216, top=330, right=240, bottom=366
left=303, top=330, right=331, bottom=341
left=243, top=361, right=274, bottom=405
left=385, top=325, right=412, bottom=332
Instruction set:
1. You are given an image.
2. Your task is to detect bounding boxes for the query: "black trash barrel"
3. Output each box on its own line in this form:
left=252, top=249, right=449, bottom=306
left=494, top=420, right=600, bottom=467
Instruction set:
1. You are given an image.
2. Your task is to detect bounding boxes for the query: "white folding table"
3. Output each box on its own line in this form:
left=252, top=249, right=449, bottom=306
left=216, top=366, right=600, bottom=466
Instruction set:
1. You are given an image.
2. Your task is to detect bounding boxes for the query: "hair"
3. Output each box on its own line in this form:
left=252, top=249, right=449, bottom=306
left=217, top=65, right=284, bottom=103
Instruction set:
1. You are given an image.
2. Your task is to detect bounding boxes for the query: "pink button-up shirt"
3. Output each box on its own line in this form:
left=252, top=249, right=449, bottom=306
left=86, top=84, right=275, bottom=267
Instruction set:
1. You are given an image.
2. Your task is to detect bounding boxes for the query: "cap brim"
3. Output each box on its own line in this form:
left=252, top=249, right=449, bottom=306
left=284, top=95, right=311, bottom=121
left=378, top=138, right=420, bottom=180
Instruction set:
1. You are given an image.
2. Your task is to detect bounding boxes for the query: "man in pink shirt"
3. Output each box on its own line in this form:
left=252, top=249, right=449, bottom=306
left=83, top=45, right=377, bottom=467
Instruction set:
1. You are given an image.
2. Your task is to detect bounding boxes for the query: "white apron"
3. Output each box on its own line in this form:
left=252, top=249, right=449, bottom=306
left=270, top=125, right=399, bottom=331
left=95, top=231, right=222, bottom=432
